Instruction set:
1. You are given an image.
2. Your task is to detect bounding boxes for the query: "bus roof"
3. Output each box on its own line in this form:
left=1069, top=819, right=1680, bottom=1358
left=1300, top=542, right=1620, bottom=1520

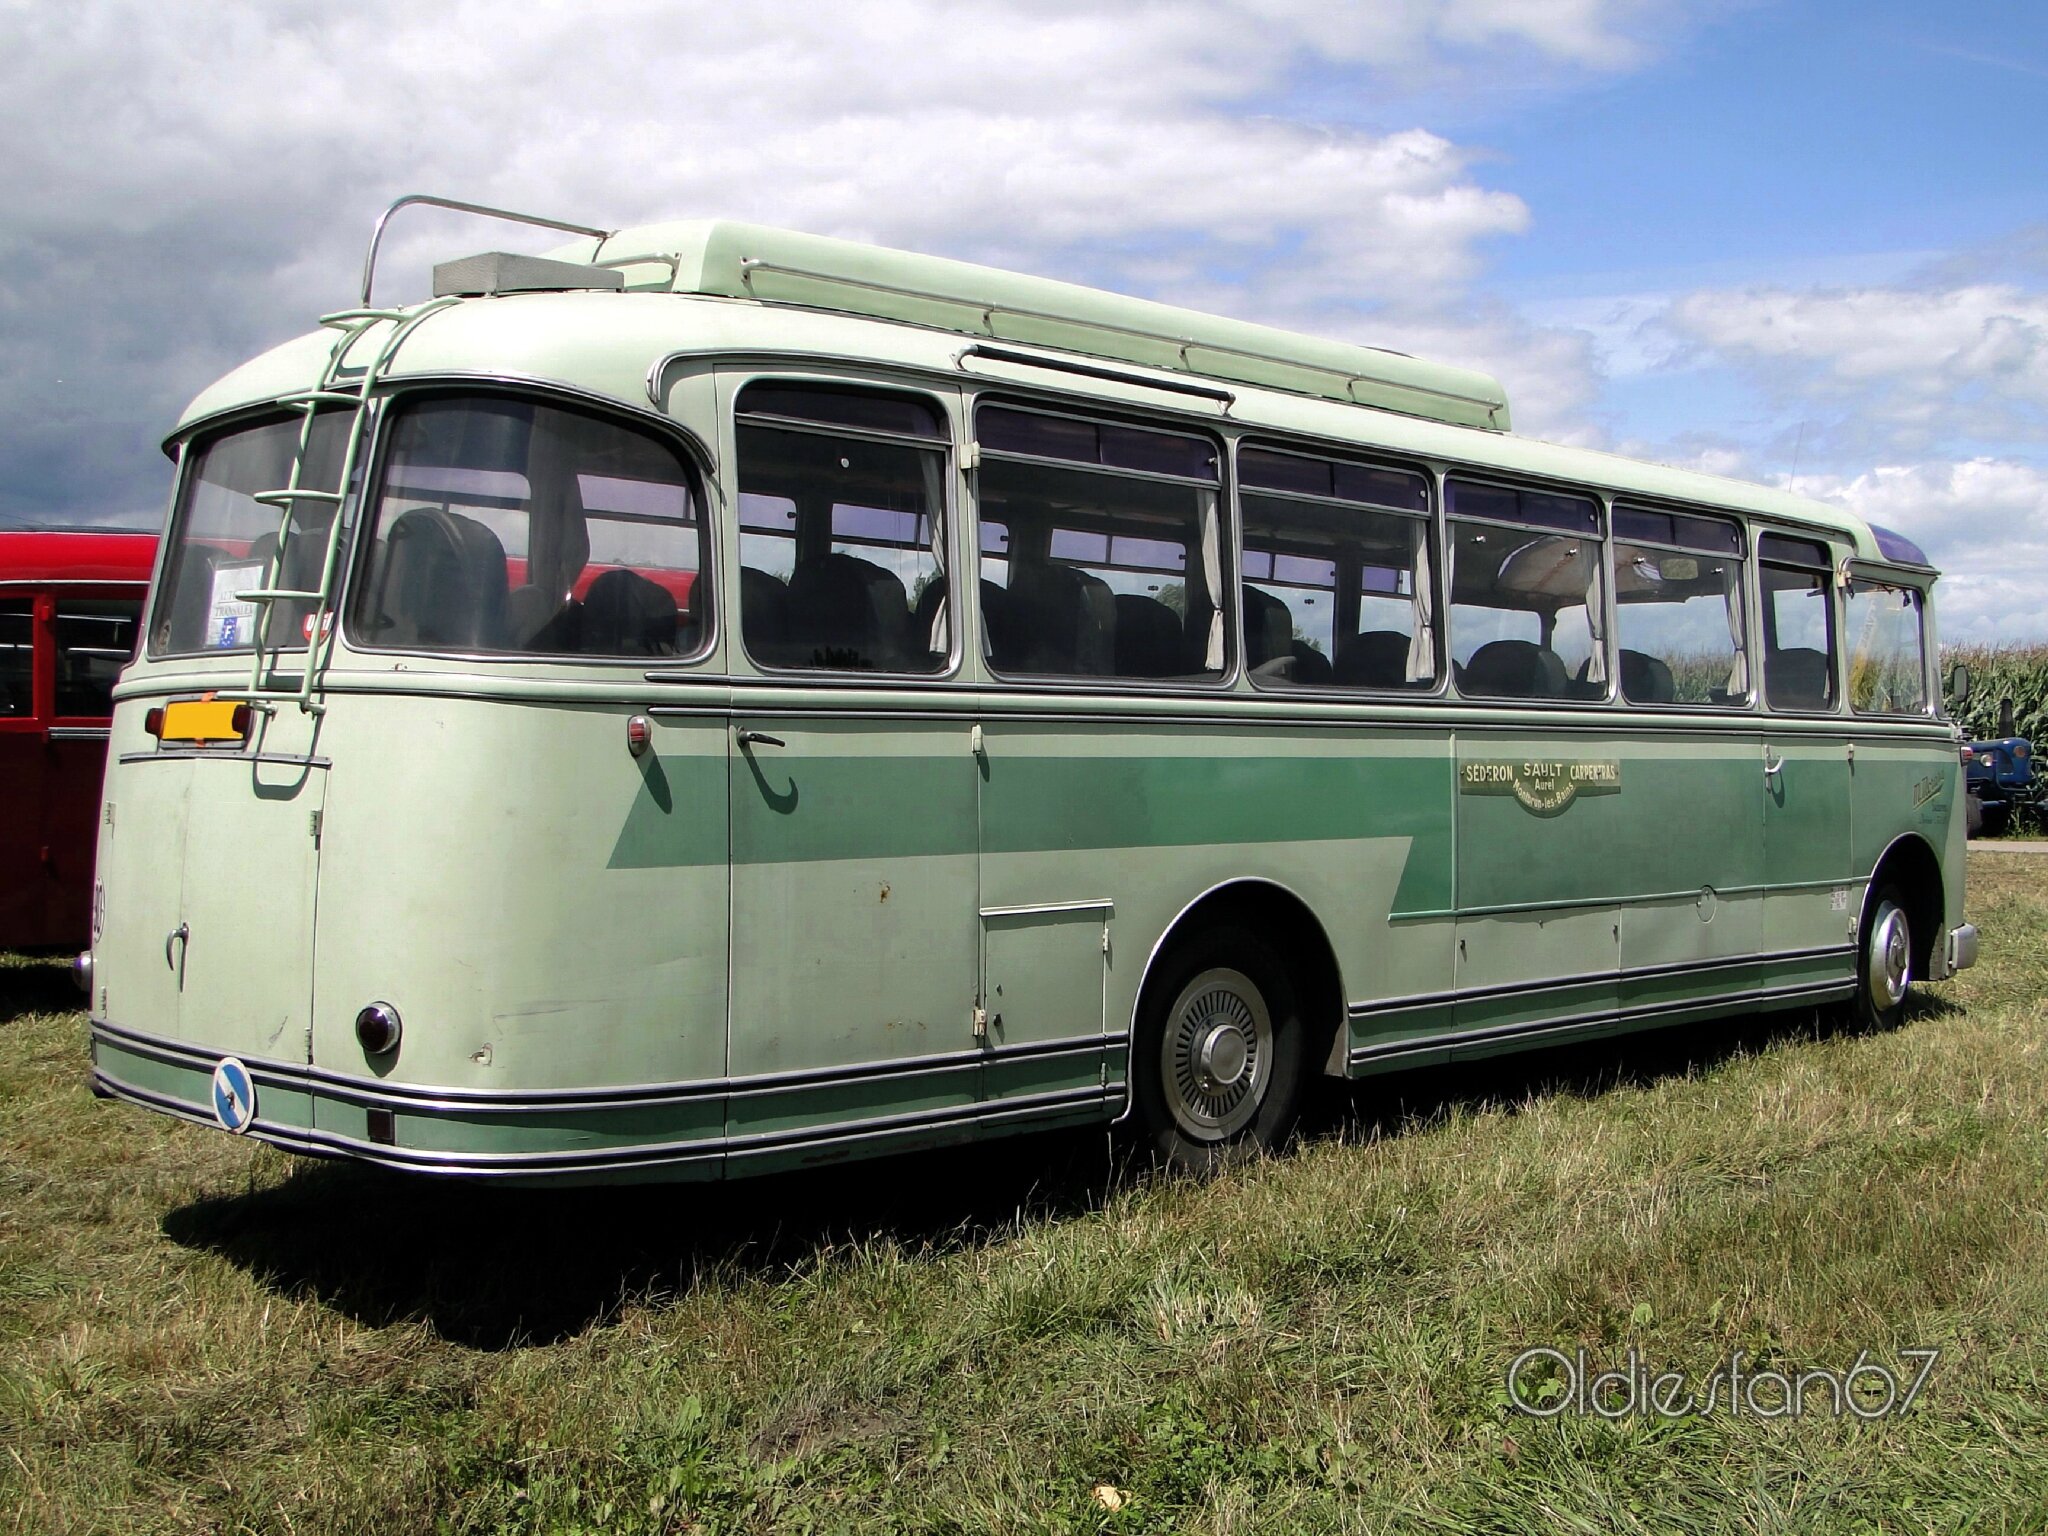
left=585, top=220, right=1512, bottom=433
left=0, top=528, right=156, bottom=585
left=174, top=220, right=1902, bottom=566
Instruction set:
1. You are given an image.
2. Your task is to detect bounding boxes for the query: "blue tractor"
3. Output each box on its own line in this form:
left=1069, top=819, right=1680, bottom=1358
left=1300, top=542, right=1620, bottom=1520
left=1965, top=696, right=2037, bottom=837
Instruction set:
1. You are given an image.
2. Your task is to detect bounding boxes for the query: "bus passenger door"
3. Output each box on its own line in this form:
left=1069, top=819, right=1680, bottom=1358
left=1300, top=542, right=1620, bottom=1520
left=1762, top=735, right=1856, bottom=965
left=724, top=711, right=983, bottom=1156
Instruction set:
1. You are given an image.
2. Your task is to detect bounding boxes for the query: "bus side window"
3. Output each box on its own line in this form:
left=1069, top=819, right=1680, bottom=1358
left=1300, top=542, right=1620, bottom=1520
left=1446, top=478, right=1605, bottom=702
left=1611, top=504, right=1749, bottom=707
left=53, top=600, right=142, bottom=718
left=0, top=600, right=31, bottom=716
left=1758, top=533, right=1837, bottom=712
left=975, top=405, right=1226, bottom=682
left=734, top=384, right=949, bottom=675
left=1238, top=446, right=1435, bottom=690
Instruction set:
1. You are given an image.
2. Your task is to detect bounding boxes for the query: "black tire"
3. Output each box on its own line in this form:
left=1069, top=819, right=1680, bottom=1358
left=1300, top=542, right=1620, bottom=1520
left=1854, top=880, right=1915, bottom=1031
left=1129, top=924, right=1307, bottom=1170
left=1966, top=790, right=1984, bottom=839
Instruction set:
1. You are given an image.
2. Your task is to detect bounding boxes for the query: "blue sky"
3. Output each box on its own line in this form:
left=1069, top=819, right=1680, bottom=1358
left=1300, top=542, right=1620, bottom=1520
left=2, top=0, right=2043, bottom=638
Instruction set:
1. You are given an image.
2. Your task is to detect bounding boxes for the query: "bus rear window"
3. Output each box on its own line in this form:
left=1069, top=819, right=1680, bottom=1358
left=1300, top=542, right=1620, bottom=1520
left=153, top=411, right=349, bottom=657
left=353, top=395, right=709, bottom=660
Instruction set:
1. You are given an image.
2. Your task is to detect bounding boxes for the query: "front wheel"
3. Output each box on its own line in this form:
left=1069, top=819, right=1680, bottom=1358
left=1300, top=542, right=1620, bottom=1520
left=1130, top=925, right=1306, bottom=1170
left=1854, top=882, right=1915, bottom=1031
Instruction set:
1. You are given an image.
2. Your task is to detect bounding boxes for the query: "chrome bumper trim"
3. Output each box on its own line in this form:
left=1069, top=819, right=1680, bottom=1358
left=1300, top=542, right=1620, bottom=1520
left=1945, top=923, right=1980, bottom=977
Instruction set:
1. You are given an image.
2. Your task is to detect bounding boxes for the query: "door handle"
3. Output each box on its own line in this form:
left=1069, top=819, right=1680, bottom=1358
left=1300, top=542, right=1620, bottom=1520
left=165, top=922, right=189, bottom=972
left=1763, top=748, right=1784, bottom=781
left=736, top=728, right=786, bottom=749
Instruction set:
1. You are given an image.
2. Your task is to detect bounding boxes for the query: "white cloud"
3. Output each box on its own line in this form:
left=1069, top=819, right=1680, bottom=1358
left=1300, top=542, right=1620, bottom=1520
left=1784, top=458, right=2048, bottom=643
left=0, top=0, right=1687, bottom=522
left=1657, top=281, right=2048, bottom=452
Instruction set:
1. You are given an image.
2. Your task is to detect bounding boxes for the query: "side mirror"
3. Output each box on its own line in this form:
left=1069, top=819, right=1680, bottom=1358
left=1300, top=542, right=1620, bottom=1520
left=1947, top=662, right=1972, bottom=707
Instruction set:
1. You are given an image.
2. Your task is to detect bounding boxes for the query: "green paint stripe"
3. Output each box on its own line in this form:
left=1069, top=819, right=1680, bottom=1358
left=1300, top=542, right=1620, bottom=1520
left=609, top=753, right=728, bottom=869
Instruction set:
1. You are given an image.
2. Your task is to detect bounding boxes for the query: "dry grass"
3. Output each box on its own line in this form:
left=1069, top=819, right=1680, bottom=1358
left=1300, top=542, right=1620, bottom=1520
left=4, top=855, right=2047, bottom=1533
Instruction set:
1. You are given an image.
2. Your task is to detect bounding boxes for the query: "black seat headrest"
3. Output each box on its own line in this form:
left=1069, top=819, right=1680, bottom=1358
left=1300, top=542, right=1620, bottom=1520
left=1463, top=639, right=1565, bottom=699
left=581, top=568, right=679, bottom=656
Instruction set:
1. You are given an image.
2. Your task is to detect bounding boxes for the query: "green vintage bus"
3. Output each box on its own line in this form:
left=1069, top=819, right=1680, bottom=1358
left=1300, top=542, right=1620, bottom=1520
left=82, top=196, right=1977, bottom=1181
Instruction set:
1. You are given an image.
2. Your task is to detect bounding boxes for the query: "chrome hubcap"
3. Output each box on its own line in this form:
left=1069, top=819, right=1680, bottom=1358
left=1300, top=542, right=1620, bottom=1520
left=1868, top=902, right=1912, bottom=1011
left=1198, top=1022, right=1250, bottom=1090
left=1163, top=967, right=1273, bottom=1138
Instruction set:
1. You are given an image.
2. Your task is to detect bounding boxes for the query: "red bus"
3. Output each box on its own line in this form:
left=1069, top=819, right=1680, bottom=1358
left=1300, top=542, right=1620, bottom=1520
left=0, top=530, right=156, bottom=950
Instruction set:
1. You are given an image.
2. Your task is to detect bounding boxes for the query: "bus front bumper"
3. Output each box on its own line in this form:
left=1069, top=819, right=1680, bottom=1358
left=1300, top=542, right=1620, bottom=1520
left=1935, top=923, right=1979, bottom=980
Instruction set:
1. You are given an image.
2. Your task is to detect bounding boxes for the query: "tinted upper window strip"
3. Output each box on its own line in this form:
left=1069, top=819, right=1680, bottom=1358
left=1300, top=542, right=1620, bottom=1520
left=1758, top=532, right=1832, bottom=569
left=977, top=405, right=1218, bottom=482
left=1869, top=522, right=1929, bottom=566
left=1446, top=476, right=1599, bottom=534
left=736, top=383, right=944, bottom=440
left=1239, top=446, right=1429, bottom=513
left=1613, top=503, right=1742, bottom=555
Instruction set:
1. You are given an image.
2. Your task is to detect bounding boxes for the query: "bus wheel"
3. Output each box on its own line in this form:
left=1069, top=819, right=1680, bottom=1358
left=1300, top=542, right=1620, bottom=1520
left=1855, top=881, right=1914, bottom=1030
left=1132, top=925, right=1305, bottom=1169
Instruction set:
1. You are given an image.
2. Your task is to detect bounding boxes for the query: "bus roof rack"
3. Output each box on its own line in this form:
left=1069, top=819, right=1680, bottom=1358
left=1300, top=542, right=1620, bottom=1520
left=361, top=194, right=610, bottom=307
left=584, top=219, right=1514, bottom=433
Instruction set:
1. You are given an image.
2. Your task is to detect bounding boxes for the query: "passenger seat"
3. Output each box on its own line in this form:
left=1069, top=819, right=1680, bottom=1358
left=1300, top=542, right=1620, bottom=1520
left=740, top=566, right=792, bottom=664
left=785, top=552, right=911, bottom=669
left=366, top=508, right=509, bottom=650
left=1333, top=630, right=1412, bottom=688
left=1767, top=646, right=1832, bottom=709
left=1462, top=639, right=1567, bottom=699
left=581, top=568, right=679, bottom=656
left=1113, top=593, right=1185, bottom=677
left=1617, top=648, right=1676, bottom=704
left=1006, top=562, right=1115, bottom=675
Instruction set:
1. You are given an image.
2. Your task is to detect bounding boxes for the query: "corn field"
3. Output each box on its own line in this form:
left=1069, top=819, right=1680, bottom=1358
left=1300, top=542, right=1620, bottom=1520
left=1941, top=641, right=2048, bottom=744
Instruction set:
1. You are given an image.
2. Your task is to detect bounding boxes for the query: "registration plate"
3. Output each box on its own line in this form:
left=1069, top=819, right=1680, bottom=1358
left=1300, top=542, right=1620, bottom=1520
left=157, top=698, right=246, bottom=745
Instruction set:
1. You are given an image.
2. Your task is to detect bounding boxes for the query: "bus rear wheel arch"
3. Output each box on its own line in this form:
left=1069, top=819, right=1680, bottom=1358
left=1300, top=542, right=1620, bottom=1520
left=1125, top=885, right=1343, bottom=1169
left=1131, top=924, right=1303, bottom=1168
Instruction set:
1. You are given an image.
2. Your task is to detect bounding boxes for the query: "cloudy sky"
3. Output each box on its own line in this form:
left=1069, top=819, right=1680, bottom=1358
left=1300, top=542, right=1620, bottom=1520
left=3, top=0, right=2043, bottom=640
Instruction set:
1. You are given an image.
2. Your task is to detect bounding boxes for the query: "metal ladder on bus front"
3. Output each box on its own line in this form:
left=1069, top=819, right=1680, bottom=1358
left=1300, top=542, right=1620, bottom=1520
left=226, top=194, right=613, bottom=716
left=226, top=296, right=458, bottom=714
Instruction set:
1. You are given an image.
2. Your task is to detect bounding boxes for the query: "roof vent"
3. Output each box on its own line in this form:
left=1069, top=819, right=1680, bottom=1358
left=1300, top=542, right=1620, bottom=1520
left=432, top=251, right=624, bottom=297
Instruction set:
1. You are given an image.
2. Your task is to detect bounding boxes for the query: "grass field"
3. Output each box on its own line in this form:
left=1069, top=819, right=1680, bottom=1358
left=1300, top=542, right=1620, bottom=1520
left=5, top=856, right=2048, bottom=1534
